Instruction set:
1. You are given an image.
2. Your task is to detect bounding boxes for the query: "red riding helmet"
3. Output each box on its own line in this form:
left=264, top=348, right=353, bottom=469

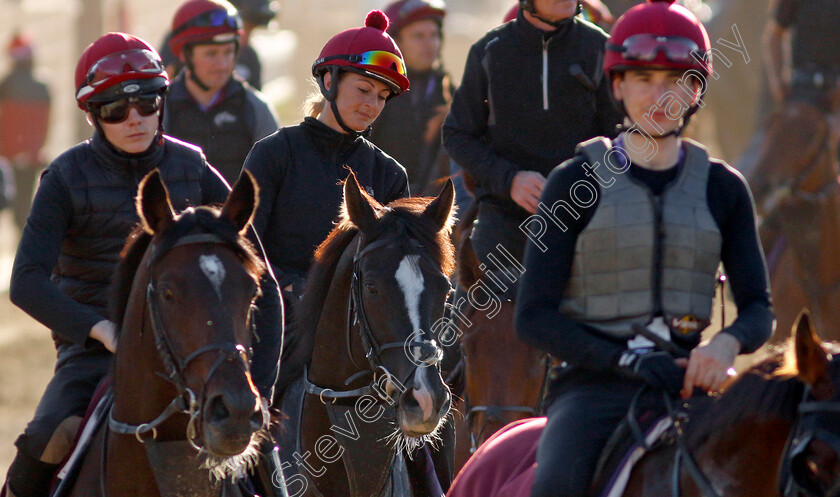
left=312, top=10, right=410, bottom=97
left=503, top=5, right=518, bottom=23
left=75, top=32, right=169, bottom=110
left=604, top=0, right=712, bottom=77
left=169, top=0, right=243, bottom=60
left=383, top=0, right=446, bottom=37
left=8, top=32, right=33, bottom=61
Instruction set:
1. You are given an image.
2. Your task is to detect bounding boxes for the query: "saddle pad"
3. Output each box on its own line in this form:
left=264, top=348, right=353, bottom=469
left=52, top=381, right=114, bottom=497
left=596, top=416, right=674, bottom=497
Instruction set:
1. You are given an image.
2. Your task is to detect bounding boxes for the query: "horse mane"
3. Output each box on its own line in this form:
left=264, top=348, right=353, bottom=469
left=279, top=195, right=455, bottom=389
left=109, top=206, right=264, bottom=335
left=684, top=340, right=840, bottom=449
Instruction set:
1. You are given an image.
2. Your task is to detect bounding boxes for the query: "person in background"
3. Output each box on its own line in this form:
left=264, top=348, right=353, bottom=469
left=161, top=0, right=278, bottom=89
left=442, top=0, right=621, bottom=310
left=163, top=0, right=279, bottom=185
left=0, top=32, right=51, bottom=232
left=2, top=32, right=282, bottom=497
left=504, top=1, right=615, bottom=26
left=515, top=2, right=773, bottom=496
left=368, top=0, right=454, bottom=196
left=243, top=10, right=410, bottom=329
left=764, top=0, right=840, bottom=110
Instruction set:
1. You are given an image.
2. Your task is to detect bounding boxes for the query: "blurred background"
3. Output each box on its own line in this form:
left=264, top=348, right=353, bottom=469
left=0, top=0, right=772, bottom=470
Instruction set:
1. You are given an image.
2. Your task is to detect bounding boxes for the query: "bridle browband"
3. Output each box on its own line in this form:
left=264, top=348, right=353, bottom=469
left=108, top=232, right=257, bottom=447
left=304, top=231, right=445, bottom=405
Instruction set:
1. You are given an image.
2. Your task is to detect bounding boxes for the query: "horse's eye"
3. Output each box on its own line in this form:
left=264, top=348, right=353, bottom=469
left=364, top=282, right=378, bottom=294
left=161, top=287, right=175, bottom=302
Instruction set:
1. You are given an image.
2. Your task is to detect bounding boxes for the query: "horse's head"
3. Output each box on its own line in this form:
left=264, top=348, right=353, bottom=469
left=749, top=102, right=838, bottom=219
left=129, top=170, right=266, bottom=464
left=455, top=236, right=547, bottom=450
left=341, top=172, right=455, bottom=439
left=781, top=311, right=840, bottom=497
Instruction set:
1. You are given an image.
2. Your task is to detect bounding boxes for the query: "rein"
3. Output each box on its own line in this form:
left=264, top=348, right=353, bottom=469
left=108, top=233, right=254, bottom=448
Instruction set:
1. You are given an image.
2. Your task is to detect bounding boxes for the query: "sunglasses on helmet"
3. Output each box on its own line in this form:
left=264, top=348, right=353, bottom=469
left=317, top=50, right=407, bottom=77
left=612, top=34, right=701, bottom=64
left=87, top=93, right=162, bottom=124
left=80, top=49, right=165, bottom=98
left=171, top=8, right=242, bottom=37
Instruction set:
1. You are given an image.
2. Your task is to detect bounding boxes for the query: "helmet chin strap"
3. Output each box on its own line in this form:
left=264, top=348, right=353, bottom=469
left=318, top=68, right=372, bottom=138
left=525, top=1, right=581, bottom=29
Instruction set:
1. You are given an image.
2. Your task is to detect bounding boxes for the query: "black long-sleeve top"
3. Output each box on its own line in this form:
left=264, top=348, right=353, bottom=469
left=10, top=133, right=230, bottom=345
left=242, top=117, right=409, bottom=288
left=442, top=11, right=622, bottom=210
left=515, top=148, right=774, bottom=371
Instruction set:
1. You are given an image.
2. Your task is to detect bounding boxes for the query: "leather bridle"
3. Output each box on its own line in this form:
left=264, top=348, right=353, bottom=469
left=304, top=232, right=446, bottom=405
left=108, top=233, right=257, bottom=447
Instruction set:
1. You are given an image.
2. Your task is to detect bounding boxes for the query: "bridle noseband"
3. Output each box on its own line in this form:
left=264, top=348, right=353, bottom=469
left=109, top=233, right=256, bottom=447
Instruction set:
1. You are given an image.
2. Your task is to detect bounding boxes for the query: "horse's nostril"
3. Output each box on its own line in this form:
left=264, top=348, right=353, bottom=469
left=401, top=391, right=420, bottom=410
left=207, top=395, right=230, bottom=424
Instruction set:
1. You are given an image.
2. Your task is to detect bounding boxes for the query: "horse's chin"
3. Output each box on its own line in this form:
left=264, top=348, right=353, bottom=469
left=397, top=395, right=451, bottom=437
left=199, top=430, right=266, bottom=481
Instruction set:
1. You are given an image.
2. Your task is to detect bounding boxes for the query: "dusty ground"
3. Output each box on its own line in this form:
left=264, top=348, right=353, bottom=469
left=0, top=211, right=55, bottom=472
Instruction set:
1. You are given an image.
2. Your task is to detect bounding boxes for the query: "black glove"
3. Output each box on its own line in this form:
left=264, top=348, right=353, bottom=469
left=615, top=349, right=685, bottom=394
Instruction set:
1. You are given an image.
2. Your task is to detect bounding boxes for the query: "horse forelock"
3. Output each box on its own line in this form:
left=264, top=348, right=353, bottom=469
left=109, top=206, right=263, bottom=336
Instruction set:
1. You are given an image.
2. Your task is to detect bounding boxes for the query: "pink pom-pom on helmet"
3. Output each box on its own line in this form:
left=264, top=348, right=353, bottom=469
left=312, top=10, right=410, bottom=97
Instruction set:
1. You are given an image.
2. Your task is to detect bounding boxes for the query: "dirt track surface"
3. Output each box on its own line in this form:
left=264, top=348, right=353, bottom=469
left=0, top=291, right=54, bottom=472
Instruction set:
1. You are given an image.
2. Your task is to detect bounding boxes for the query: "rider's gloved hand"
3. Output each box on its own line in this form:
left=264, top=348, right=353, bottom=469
left=615, top=349, right=685, bottom=394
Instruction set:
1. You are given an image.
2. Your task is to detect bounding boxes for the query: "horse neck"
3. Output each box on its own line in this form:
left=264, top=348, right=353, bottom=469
left=308, top=237, right=360, bottom=388
left=688, top=418, right=791, bottom=497
left=111, top=258, right=182, bottom=430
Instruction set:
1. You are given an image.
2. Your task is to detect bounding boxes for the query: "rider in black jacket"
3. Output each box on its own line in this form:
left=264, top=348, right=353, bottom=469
left=442, top=0, right=622, bottom=274
left=515, top=2, right=774, bottom=496
left=3, top=33, right=282, bottom=497
left=243, top=11, right=409, bottom=392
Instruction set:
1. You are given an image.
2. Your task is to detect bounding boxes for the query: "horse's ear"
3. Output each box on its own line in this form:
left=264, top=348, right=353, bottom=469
left=221, top=170, right=259, bottom=235
left=794, top=310, right=832, bottom=398
left=343, top=171, right=378, bottom=233
left=137, top=170, right=175, bottom=235
left=422, top=178, right=456, bottom=233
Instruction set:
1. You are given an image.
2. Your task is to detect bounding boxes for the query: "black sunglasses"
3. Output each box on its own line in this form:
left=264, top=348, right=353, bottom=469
left=88, top=93, right=162, bottom=124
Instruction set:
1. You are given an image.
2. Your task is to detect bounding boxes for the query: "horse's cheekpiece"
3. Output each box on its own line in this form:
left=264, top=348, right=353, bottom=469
left=669, top=315, right=707, bottom=337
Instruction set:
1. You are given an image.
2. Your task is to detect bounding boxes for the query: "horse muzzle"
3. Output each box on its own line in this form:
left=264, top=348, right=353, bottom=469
left=397, top=366, right=451, bottom=436
left=201, top=388, right=264, bottom=457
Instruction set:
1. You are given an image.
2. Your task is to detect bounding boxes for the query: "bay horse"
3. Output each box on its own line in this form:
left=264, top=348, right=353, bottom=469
left=278, top=172, right=455, bottom=497
left=450, top=234, right=548, bottom=471
left=448, top=311, right=840, bottom=497
left=62, top=170, right=268, bottom=496
left=746, top=100, right=840, bottom=341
